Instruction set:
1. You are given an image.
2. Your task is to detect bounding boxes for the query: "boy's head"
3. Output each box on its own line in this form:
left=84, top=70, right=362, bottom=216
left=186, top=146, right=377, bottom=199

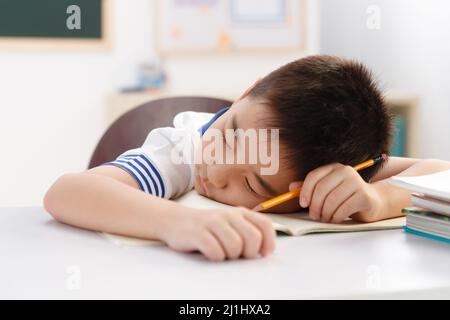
left=194, top=55, right=392, bottom=212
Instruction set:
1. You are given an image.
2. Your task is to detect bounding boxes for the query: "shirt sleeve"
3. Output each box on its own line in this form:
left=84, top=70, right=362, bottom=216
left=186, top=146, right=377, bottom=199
left=103, top=111, right=215, bottom=199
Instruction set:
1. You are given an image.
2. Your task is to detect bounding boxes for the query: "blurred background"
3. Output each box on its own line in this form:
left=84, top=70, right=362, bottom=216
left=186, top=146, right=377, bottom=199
left=0, top=0, right=449, bottom=206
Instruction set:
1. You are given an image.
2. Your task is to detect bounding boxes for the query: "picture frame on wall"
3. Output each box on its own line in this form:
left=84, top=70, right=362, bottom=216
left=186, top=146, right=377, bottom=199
left=155, top=0, right=308, bottom=54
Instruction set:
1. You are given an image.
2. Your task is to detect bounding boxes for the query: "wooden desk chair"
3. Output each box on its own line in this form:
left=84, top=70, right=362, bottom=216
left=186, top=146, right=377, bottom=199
left=88, top=96, right=233, bottom=168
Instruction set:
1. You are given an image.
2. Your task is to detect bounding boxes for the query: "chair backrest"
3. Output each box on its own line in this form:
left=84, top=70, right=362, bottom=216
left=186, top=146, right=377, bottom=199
left=88, top=96, right=233, bottom=168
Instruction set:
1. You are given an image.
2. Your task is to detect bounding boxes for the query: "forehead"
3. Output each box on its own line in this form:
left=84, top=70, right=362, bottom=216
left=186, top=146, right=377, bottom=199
left=228, top=97, right=273, bottom=129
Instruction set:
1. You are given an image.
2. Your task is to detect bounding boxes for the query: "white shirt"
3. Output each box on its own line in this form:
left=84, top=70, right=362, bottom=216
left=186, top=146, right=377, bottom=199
left=106, top=111, right=218, bottom=199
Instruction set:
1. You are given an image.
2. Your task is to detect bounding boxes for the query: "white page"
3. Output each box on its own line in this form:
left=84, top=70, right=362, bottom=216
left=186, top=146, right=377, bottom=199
left=390, top=169, right=450, bottom=201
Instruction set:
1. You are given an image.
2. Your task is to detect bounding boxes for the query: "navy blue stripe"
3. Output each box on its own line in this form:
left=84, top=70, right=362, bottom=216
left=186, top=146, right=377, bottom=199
left=198, top=106, right=230, bottom=136
left=123, top=154, right=166, bottom=198
left=133, top=158, right=160, bottom=197
left=138, top=155, right=166, bottom=198
left=105, top=162, right=145, bottom=192
left=116, top=160, right=153, bottom=195
left=120, top=155, right=160, bottom=197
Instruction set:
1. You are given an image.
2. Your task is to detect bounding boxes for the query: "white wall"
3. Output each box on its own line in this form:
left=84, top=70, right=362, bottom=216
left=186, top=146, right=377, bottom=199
left=0, top=0, right=318, bottom=206
left=0, top=0, right=153, bottom=207
left=318, top=0, right=450, bottom=161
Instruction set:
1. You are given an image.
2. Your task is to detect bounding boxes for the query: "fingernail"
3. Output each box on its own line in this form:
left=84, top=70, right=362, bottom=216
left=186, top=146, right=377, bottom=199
left=289, top=182, right=301, bottom=191
left=300, top=196, right=308, bottom=208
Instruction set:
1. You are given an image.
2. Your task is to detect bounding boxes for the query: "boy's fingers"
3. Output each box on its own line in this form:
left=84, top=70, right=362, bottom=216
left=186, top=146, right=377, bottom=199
left=197, top=231, right=226, bottom=262
left=321, top=180, right=356, bottom=222
left=228, top=214, right=263, bottom=259
left=300, top=164, right=337, bottom=208
left=242, top=210, right=276, bottom=256
left=331, top=193, right=361, bottom=224
left=208, top=223, right=243, bottom=260
left=309, top=173, right=345, bottom=221
left=289, top=181, right=303, bottom=191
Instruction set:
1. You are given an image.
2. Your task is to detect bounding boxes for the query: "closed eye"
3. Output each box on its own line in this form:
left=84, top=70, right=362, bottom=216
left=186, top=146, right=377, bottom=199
left=244, top=177, right=264, bottom=199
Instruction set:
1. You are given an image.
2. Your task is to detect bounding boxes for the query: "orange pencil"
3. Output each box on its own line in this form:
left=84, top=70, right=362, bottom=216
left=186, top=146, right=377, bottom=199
left=253, top=154, right=387, bottom=212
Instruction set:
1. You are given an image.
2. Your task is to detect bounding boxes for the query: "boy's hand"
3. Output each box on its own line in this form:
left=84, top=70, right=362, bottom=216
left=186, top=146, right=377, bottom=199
left=290, top=163, right=383, bottom=224
left=161, top=207, right=276, bottom=262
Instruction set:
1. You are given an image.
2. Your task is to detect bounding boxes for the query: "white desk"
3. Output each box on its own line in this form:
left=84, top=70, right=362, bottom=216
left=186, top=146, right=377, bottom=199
left=1, top=207, right=450, bottom=299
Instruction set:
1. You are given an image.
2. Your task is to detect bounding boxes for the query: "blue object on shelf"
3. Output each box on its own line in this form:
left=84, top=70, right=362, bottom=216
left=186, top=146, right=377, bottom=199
left=390, top=115, right=406, bottom=157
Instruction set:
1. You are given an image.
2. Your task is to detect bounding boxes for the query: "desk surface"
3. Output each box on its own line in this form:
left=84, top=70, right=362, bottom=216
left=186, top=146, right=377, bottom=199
left=1, top=207, right=450, bottom=299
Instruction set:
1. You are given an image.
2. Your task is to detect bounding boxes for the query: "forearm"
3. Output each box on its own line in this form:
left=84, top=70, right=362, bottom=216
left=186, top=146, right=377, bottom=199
left=44, top=172, right=184, bottom=240
left=372, top=159, right=450, bottom=220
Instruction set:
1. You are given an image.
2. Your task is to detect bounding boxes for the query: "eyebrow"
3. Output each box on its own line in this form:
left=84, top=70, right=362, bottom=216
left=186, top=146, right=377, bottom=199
left=253, top=172, right=279, bottom=198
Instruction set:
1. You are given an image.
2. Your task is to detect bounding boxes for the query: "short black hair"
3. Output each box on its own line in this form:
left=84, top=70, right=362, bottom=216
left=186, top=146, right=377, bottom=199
left=249, top=55, right=392, bottom=181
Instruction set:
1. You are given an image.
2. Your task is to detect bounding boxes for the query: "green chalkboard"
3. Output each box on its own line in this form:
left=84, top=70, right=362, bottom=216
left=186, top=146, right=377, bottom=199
left=0, top=0, right=102, bottom=38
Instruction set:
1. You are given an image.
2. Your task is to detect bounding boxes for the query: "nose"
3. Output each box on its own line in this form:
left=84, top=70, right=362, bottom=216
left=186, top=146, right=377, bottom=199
left=206, top=164, right=229, bottom=189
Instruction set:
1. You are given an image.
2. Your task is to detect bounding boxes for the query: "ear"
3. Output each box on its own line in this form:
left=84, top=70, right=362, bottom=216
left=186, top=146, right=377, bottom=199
left=236, top=78, right=262, bottom=101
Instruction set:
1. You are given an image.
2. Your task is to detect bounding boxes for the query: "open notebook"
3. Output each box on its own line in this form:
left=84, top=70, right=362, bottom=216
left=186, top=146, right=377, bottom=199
left=101, top=191, right=405, bottom=247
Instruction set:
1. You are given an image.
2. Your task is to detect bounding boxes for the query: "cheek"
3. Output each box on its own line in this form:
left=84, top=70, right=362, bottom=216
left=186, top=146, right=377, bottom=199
left=211, top=184, right=260, bottom=208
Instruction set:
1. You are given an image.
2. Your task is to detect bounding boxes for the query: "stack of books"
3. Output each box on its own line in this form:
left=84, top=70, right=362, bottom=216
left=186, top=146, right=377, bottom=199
left=390, top=169, right=450, bottom=243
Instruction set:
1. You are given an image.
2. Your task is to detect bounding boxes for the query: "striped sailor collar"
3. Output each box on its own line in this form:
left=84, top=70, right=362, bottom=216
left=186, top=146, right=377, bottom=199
left=198, top=106, right=230, bottom=136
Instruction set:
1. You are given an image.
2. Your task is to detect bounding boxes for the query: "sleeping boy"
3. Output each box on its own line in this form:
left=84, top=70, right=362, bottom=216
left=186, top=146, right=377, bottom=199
left=44, top=55, right=450, bottom=261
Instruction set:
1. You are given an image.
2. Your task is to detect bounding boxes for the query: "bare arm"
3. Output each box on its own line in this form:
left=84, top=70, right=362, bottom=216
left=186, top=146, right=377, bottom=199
left=44, top=166, right=276, bottom=261
left=44, top=166, right=183, bottom=240
left=371, top=156, right=420, bottom=181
